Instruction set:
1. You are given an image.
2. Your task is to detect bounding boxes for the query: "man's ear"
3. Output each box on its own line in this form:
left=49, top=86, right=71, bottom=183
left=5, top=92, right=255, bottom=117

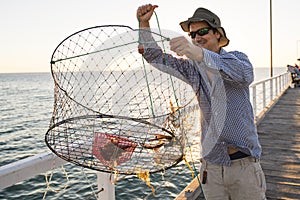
left=215, top=31, right=221, bottom=40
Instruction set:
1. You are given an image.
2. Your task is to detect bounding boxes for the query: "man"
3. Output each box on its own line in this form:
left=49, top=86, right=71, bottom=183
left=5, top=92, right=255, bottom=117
left=137, top=4, right=266, bottom=199
left=287, top=64, right=300, bottom=79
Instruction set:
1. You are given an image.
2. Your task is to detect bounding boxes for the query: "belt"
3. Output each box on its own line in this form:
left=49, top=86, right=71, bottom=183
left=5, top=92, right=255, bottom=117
left=229, top=151, right=250, bottom=160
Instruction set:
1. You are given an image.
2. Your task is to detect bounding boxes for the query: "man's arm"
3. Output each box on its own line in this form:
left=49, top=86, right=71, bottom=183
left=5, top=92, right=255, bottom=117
left=202, top=49, right=254, bottom=86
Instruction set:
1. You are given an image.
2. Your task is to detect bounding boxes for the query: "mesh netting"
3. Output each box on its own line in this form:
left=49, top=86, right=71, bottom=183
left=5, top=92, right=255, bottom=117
left=45, top=25, right=200, bottom=175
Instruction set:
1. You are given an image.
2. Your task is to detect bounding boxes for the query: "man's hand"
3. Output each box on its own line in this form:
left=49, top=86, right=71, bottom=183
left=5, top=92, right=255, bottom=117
left=170, top=36, right=204, bottom=62
left=136, top=4, right=158, bottom=28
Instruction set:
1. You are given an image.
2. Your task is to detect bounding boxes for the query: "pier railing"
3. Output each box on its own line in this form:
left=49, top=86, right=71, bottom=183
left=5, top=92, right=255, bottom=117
left=250, top=72, right=290, bottom=124
left=0, top=72, right=291, bottom=199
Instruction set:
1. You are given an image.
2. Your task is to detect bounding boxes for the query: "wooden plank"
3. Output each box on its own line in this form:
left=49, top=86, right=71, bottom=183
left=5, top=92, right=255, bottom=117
left=258, top=87, right=300, bottom=199
left=175, top=175, right=205, bottom=200
left=266, top=182, right=300, bottom=199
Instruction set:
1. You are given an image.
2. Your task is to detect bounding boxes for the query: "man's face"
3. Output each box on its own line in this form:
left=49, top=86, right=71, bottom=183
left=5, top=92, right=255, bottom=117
left=189, top=21, right=221, bottom=53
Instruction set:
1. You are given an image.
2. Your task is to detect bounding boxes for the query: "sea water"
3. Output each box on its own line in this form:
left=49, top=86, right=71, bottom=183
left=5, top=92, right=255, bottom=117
left=0, top=67, right=287, bottom=199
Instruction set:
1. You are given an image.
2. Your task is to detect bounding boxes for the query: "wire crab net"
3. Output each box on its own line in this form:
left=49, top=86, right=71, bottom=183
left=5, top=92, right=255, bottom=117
left=45, top=25, right=200, bottom=176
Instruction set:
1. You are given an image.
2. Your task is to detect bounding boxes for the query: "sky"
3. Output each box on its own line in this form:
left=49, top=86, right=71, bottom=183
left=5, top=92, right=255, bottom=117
left=0, top=0, right=300, bottom=74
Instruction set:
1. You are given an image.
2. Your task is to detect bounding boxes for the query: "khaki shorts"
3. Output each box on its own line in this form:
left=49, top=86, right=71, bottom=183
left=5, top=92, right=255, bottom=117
left=200, top=157, right=267, bottom=200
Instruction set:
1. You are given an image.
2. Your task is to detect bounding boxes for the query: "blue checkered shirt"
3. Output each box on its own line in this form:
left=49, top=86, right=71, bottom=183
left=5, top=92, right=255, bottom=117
left=141, top=31, right=262, bottom=166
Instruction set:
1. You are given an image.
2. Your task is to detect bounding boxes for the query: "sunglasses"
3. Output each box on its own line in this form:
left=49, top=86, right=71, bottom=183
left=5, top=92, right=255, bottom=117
left=189, top=27, right=212, bottom=39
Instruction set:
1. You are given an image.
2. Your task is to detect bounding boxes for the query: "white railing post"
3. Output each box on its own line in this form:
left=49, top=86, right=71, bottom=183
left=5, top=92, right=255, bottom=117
left=262, top=81, right=266, bottom=108
left=270, top=79, right=273, bottom=101
left=252, top=86, right=257, bottom=118
left=275, top=76, right=278, bottom=96
left=279, top=75, right=282, bottom=93
left=97, top=172, right=115, bottom=200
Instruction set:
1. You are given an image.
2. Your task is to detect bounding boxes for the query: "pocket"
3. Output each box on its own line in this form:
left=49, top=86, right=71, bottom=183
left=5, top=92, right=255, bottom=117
left=254, top=163, right=267, bottom=192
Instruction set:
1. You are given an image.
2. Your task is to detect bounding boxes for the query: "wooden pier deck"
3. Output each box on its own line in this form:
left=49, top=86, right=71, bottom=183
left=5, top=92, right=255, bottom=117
left=257, top=87, right=300, bottom=199
left=176, top=86, right=300, bottom=199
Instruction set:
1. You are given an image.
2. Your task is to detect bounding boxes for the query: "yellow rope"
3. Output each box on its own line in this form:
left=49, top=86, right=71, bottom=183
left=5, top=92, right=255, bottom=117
left=43, top=166, right=69, bottom=199
left=183, top=155, right=195, bottom=179
left=137, top=170, right=156, bottom=196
